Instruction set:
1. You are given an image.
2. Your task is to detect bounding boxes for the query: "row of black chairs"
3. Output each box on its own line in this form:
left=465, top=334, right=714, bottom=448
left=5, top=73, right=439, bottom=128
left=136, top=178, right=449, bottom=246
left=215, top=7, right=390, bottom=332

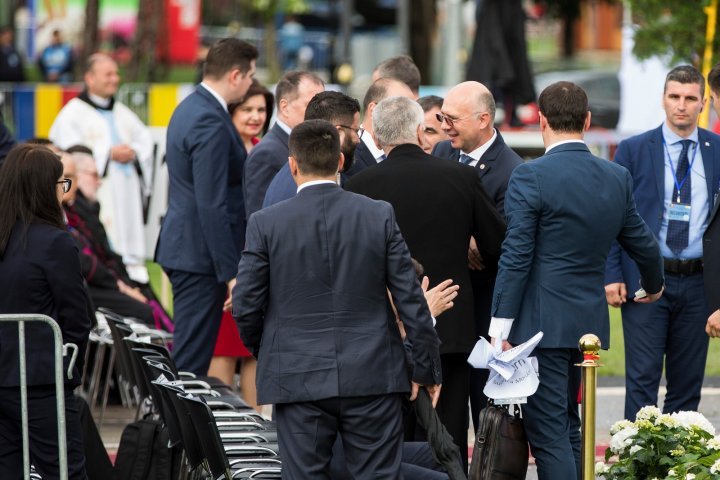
left=100, top=308, right=282, bottom=479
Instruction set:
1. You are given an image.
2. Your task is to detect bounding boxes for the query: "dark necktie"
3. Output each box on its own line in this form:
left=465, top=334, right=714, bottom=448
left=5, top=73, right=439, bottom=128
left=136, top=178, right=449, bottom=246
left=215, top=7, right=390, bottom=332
left=666, top=139, right=693, bottom=255
left=460, top=153, right=473, bottom=165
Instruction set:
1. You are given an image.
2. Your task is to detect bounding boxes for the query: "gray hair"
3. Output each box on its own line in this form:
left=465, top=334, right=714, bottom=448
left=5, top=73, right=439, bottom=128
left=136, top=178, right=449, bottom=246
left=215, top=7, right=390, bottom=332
left=372, top=96, right=424, bottom=148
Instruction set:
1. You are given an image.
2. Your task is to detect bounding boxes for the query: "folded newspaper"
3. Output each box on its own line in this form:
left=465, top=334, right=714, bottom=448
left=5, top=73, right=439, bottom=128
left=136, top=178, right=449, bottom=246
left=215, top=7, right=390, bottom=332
left=467, top=331, right=543, bottom=404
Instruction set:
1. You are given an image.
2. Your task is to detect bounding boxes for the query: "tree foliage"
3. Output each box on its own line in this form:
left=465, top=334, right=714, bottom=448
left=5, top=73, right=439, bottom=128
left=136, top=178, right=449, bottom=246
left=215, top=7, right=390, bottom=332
left=627, top=0, right=716, bottom=65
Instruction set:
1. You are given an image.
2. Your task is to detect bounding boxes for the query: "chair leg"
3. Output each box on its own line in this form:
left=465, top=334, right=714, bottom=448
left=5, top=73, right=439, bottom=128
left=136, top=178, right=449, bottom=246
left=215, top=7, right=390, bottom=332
left=98, top=347, right=116, bottom=428
left=88, top=343, right=106, bottom=413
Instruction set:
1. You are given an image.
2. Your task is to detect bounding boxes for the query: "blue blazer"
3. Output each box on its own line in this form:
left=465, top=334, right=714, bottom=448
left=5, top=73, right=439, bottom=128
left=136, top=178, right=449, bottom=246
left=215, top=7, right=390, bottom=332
left=155, top=86, right=247, bottom=282
left=0, top=222, right=92, bottom=387
left=432, top=132, right=523, bottom=218
left=605, top=125, right=720, bottom=296
left=233, top=183, right=442, bottom=405
left=493, top=143, right=664, bottom=349
left=242, top=122, right=290, bottom=219
left=262, top=162, right=296, bottom=208
left=704, top=198, right=720, bottom=312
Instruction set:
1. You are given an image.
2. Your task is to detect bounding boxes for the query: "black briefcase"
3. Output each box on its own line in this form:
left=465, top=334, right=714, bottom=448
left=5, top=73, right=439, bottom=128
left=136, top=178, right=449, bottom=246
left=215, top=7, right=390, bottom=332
left=468, top=401, right=528, bottom=480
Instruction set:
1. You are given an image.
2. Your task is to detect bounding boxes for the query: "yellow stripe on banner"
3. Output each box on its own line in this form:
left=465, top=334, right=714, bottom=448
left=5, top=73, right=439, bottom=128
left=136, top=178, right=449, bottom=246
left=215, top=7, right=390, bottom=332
left=149, top=84, right=179, bottom=127
left=35, top=84, right=63, bottom=138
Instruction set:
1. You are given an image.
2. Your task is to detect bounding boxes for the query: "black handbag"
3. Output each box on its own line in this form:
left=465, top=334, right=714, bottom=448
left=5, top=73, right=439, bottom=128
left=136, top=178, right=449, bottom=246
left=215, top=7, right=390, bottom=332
left=468, top=400, right=529, bottom=480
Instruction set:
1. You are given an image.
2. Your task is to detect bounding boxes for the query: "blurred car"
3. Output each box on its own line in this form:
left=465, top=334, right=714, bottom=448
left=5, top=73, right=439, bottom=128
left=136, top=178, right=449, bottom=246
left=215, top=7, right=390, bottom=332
left=534, top=70, right=620, bottom=129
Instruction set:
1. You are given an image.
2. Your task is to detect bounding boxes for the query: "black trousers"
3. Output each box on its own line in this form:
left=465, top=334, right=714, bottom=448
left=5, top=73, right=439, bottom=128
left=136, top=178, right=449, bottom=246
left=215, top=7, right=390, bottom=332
left=435, top=353, right=470, bottom=470
left=275, top=394, right=404, bottom=479
left=0, top=385, right=87, bottom=480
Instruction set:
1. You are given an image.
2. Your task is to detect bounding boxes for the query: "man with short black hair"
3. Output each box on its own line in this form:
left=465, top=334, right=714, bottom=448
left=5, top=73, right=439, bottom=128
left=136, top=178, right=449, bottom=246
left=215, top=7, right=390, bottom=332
left=373, top=55, right=421, bottom=98
left=155, top=38, right=258, bottom=375
left=495, top=81, right=664, bottom=479
left=262, top=90, right=361, bottom=207
left=233, top=119, right=442, bottom=478
left=705, top=63, right=720, bottom=338
left=417, top=95, right=447, bottom=153
left=243, top=70, right=324, bottom=218
left=605, top=65, right=720, bottom=420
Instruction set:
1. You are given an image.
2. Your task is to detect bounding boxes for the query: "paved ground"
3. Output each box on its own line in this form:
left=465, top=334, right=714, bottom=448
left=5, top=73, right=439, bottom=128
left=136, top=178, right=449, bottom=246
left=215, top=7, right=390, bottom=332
left=96, top=378, right=720, bottom=479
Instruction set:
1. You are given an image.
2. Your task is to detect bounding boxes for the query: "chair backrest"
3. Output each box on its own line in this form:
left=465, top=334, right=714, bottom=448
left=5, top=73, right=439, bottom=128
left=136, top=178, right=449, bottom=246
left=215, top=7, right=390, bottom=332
left=152, top=381, right=206, bottom=471
left=145, top=358, right=179, bottom=382
left=124, top=337, right=176, bottom=373
left=103, top=312, right=139, bottom=394
left=176, top=392, right=232, bottom=480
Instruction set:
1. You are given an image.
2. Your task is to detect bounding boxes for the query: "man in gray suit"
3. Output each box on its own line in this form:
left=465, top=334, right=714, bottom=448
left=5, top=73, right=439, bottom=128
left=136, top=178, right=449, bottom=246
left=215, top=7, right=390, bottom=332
left=490, top=82, right=664, bottom=479
left=232, top=120, right=442, bottom=479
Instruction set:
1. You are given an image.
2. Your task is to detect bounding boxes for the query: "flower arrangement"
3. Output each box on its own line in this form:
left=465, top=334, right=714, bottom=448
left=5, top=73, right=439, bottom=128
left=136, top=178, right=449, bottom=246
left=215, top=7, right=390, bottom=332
left=596, top=406, right=720, bottom=479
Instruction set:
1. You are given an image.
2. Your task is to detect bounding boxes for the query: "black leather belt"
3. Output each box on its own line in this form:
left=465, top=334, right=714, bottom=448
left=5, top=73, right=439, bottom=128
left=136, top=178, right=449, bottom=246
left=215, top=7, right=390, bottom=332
left=663, top=257, right=703, bottom=275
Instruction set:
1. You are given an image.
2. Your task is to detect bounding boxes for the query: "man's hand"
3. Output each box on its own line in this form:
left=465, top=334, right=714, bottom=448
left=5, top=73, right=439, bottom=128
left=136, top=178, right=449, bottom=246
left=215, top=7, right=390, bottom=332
left=410, top=382, right=442, bottom=407
left=468, top=237, right=485, bottom=271
left=490, top=336, right=513, bottom=352
left=633, top=286, right=663, bottom=304
left=706, top=309, right=720, bottom=338
left=421, top=276, right=459, bottom=317
left=110, top=144, right=136, bottom=163
left=223, top=278, right=236, bottom=311
left=605, top=282, right=627, bottom=307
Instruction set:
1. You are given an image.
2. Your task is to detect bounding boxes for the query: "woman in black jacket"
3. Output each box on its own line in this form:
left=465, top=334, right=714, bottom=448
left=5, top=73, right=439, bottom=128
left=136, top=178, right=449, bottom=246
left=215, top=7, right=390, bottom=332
left=0, top=144, right=91, bottom=479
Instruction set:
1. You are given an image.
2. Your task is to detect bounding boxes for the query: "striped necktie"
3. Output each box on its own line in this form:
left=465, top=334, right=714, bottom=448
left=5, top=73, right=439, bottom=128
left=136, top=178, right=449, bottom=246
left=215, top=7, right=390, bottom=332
left=460, top=153, right=473, bottom=165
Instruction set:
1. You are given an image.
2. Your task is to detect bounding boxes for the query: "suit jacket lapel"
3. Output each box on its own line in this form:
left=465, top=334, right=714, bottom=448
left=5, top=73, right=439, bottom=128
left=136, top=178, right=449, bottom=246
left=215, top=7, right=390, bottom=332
left=699, top=129, right=716, bottom=207
left=476, top=133, right=507, bottom=179
left=196, top=86, right=243, bottom=147
left=648, top=126, right=665, bottom=205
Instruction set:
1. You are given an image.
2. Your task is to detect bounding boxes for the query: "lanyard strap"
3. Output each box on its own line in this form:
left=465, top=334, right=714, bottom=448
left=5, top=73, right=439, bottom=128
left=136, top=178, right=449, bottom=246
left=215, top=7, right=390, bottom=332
left=662, top=138, right=698, bottom=203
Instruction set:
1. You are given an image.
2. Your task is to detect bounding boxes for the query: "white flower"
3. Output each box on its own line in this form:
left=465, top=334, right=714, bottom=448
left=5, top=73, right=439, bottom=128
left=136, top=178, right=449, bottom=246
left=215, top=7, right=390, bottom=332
left=610, top=427, right=638, bottom=454
left=670, top=411, right=716, bottom=436
left=610, top=419, right=633, bottom=435
left=636, top=405, right=661, bottom=421
left=668, top=469, right=676, bottom=477
left=654, top=414, right=679, bottom=429
left=708, top=436, right=720, bottom=450
left=595, top=461, right=609, bottom=475
left=711, top=459, right=720, bottom=474
left=629, top=445, right=643, bottom=454
left=686, top=474, right=695, bottom=480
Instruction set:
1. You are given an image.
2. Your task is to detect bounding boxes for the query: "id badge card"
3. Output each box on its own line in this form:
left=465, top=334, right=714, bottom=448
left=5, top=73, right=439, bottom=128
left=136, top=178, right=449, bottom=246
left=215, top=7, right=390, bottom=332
left=668, top=203, right=691, bottom=222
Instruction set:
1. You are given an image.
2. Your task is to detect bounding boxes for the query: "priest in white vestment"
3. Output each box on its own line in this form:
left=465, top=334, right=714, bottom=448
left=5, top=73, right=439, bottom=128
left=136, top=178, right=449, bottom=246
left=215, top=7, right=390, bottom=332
left=50, top=53, right=153, bottom=283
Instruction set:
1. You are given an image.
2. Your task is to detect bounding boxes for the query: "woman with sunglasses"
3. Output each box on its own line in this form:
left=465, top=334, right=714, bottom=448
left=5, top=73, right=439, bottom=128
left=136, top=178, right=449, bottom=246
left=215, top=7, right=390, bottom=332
left=0, top=144, right=91, bottom=479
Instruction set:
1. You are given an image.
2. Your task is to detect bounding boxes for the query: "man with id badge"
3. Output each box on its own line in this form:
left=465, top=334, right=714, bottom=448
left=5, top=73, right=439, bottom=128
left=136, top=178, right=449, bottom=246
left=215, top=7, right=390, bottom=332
left=605, top=65, right=720, bottom=420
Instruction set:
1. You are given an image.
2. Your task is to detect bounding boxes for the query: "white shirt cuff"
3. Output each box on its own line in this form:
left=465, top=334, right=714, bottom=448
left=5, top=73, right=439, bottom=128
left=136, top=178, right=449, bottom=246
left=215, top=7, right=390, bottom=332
left=432, top=316, right=436, bottom=327
left=488, top=317, right=514, bottom=340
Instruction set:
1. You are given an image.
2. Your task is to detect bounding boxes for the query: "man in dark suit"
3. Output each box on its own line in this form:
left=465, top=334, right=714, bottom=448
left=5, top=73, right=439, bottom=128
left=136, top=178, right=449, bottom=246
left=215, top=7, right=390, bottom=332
left=372, top=55, right=421, bottom=99
left=705, top=63, right=720, bottom=338
left=345, top=96, right=506, bottom=468
left=431, top=81, right=523, bottom=431
left=232, top=120, right=442, bottom=478
left=154, top=38, right=258, bottom=375
left=242, top=71, right=324, bottom=218
left=344, top=78, right=415, bottom=177
left=262, top=91, right=361, bottom=207
left=493, top=81, right=664, bottom=479
left=605, top=65, right=720, bottom=420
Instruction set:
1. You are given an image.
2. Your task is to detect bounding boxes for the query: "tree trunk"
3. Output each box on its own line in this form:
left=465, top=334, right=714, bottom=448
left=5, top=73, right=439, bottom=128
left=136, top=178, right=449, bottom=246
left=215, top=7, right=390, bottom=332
left=409, top=0, right=436, bottom=84
left=78, top=0, right=100, bottom=78
left=562, top=12, right=575, bottom=58
left=127, top=0, right=166, bottom=82
left=265, top=18, right=281, bottom=82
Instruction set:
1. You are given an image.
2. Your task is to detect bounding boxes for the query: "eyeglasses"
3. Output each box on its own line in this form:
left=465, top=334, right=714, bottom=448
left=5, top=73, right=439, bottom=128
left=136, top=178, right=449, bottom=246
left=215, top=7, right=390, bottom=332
left=57, top=178, right=72, bottom=193
left=336, top=124, right=361, bottom=137
left=435, top=112, right=482, bottom=128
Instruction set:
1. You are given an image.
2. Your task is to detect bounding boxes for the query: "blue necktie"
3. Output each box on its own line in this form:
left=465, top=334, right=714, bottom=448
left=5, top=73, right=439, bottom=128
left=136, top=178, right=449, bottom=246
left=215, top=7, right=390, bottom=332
left=666, top=139, right=693, bottom=255
left=460, top=153, right=473, bottom=165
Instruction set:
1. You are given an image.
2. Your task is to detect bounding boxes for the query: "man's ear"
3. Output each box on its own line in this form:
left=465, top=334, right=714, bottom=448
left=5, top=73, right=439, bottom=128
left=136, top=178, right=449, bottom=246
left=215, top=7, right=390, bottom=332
left=337, top=152, right=345, bottom=174
left=583, top=111, right=592, bottom=132
left=417, top=124, right=427, bottom=150
left=288, top=156, right=299, bottom=177
left=538, top=112, right=548, bottom=132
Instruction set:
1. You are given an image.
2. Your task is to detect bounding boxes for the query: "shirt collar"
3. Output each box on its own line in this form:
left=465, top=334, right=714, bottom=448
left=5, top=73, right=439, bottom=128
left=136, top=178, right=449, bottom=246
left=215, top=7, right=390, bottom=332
left=276, top=119, right=292, bottom=135
left=662, top=122, right=698, bottom=145
left=297, top=179, right=337, bottom=193
left=462, top=129, right=497, bottom=162
left=545, top=139, right=585, bottom=153
left=361, top=129, right=385, bottom=161
left=200, top=82, right=227, bottom=112
left=88, top=92, right=111, bottom=108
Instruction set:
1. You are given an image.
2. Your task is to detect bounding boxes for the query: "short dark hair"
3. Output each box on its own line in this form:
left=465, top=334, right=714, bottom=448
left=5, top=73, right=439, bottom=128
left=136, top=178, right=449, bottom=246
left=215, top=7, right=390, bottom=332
left=288, top=120, right=340, bottom=176
left=417, top=95, right=443, bottom=113
left=203, top=38, right=258, bottom=80
left=0, top=144, right=65, bottom=257
left=274, top=71, right=324, bottom=109
left=228, top=80, right=275, bottom=136
left=66, top=144, right=93, bottom=155
left=374, top=55, right=421, bottom=93
left=538, top=81, right=588, bottom=133
left=304, top=91, right=360, bottom=126
left=665, top=65, right=705, bottom=98
left=25, top=137, right=54, bottom=146
left=362, top=77, right=406, bottom=113
left=709, top=63, right=720, bottom=95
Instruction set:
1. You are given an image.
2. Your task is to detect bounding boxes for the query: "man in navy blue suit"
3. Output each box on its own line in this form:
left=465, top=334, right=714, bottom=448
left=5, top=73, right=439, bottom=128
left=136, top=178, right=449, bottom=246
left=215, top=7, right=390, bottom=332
left=605, top=65, right=720, bottom=420
left=492, top=81, right=664, bottom=479
left=705, top=63, right=720, bottom=338
left=154, top=38, right=258, bottom=375
left=263, top=91, right=361, bottom=207
left=232, top=120, right=442, bottom=478
left=431, top=81, right=523, bottom=432
left=242, top=70, right=324, bottom=218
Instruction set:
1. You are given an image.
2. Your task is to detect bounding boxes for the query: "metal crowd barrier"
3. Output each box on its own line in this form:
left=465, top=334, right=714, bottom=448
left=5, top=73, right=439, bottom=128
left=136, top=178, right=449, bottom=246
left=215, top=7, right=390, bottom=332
left=0, top=314, right=79, bottom=480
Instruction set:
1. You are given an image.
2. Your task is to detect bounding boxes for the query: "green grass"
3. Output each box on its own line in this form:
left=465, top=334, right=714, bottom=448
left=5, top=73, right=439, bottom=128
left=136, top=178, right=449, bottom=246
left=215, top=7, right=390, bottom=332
left=601, top=308, right=720, bottom=376
left=147, top=261, right=172, bottom=316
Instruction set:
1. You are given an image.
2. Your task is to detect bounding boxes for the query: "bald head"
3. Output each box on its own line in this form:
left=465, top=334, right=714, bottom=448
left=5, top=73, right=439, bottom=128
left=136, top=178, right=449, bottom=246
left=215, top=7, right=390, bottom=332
left=84, top=53, right=120, bottom=99
left=440, top=81, right=496, bottom=152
